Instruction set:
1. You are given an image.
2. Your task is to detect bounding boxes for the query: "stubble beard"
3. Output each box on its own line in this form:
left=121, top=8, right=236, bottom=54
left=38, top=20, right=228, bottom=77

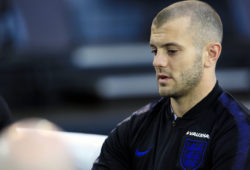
left=158, top=55, right=203, bottom=99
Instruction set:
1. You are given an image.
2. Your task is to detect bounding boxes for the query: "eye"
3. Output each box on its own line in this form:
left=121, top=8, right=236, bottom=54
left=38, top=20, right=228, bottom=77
left=151, top=49, right=157, bottom=55
left=167, top=49, right=178, bottom=56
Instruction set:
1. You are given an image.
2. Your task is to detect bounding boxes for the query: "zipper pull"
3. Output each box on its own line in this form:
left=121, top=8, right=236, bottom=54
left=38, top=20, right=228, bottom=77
left=172, top=120, right=176, bottom=127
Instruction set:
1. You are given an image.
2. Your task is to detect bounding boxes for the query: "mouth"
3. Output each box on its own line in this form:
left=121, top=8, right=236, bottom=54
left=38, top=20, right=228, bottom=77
left=157, top=74, right=172, bottom=83
left=158, top=74, right=171, bottom=79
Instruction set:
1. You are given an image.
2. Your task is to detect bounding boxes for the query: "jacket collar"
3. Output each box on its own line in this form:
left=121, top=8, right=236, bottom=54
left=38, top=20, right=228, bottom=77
left=164, top=82, right=223, bottom=120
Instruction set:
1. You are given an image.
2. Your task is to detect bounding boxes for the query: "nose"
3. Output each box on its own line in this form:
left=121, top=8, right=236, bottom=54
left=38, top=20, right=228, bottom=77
left=153, top=52, right=167, bottom=67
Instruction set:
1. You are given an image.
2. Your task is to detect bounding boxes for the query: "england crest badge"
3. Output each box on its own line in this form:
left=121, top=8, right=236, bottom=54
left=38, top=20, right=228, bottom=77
left=180, top=138, right=207, bottom=170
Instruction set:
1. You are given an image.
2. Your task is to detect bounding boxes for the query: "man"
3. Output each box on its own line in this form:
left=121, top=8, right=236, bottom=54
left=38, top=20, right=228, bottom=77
left=92, top=0, right=250, bottom=169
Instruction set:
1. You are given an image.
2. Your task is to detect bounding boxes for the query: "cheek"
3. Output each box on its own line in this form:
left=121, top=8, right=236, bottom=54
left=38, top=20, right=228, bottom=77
left=170, top=59, right=188, bottom=73
left=171, top=59, right=195, bottom=81
left=173, top=51, right=197, bottom=70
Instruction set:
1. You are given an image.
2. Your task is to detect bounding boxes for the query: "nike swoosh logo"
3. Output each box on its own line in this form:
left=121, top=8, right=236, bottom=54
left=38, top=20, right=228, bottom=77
left=135, top=147, right=152, bottom=157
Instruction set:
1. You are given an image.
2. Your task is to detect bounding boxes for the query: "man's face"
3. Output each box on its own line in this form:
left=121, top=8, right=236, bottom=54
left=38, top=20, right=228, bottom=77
left=150, top=17, right=204, bottom=98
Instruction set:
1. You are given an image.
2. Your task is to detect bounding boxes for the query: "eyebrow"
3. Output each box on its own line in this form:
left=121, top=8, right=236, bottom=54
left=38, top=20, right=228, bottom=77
left=150, top=42, right=184, bottom=49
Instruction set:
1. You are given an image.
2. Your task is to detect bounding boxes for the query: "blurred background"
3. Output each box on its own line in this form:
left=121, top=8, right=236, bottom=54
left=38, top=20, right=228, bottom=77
left=0, top=0, right=249, bottom=135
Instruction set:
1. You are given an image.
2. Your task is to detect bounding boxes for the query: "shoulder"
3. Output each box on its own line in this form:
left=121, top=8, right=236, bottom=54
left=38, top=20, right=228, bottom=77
left=211, top=91, right=250, bottom=137
left=109, top=97, right=168, bottom=137
left=216, top=91, right=250, bottom=143
left=216, top=92, right=250, bottom=125
left=211, top=92, right=250, bottom=169
left=115, top=97, right=167, bottom=128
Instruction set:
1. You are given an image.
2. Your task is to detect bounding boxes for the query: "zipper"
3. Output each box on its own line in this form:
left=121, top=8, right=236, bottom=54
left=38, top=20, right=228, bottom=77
left=172, top=120, right=176, bottom=127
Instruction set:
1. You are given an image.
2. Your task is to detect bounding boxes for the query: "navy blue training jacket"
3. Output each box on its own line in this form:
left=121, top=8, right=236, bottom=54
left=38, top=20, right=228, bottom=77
left=92, top=83, right=250, bottom=170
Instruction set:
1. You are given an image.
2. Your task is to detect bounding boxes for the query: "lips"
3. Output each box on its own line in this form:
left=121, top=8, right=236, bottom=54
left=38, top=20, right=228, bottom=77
left=157, top=74, right=172, bottom=83
left=158, top=75, right=168, bottom=79
left=158, top=74, right=171, bottom=79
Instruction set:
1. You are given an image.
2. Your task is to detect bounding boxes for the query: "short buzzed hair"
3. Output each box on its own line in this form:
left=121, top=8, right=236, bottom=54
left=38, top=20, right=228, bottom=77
left=152, top=0, right=223, bottom=49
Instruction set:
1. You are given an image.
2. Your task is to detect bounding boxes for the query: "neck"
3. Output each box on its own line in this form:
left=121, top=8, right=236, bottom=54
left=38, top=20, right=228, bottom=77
left=170, top=76, right=216, bottom=118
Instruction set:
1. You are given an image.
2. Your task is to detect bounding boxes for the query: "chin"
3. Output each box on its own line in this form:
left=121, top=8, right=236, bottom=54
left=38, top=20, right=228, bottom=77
left=158, top=85, right=182, bottom=98
left=158, top=89, right=173, bottom=97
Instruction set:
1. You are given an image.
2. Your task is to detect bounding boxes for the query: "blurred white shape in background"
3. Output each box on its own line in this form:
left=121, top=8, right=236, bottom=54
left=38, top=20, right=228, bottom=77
left=0, top=118, right=107, bottom=170
left=58, top=132, right=107, bottom=170
left=72, top=43, right=152, bottom=68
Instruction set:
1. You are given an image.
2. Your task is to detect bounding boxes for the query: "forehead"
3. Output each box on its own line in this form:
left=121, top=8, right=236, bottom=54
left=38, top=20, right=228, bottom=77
left=150, top=17, right=192, bottom=46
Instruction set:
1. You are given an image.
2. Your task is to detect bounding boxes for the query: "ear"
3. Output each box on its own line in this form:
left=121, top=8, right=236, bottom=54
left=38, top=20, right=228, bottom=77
left=204, top=43, right=221, bottom=68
